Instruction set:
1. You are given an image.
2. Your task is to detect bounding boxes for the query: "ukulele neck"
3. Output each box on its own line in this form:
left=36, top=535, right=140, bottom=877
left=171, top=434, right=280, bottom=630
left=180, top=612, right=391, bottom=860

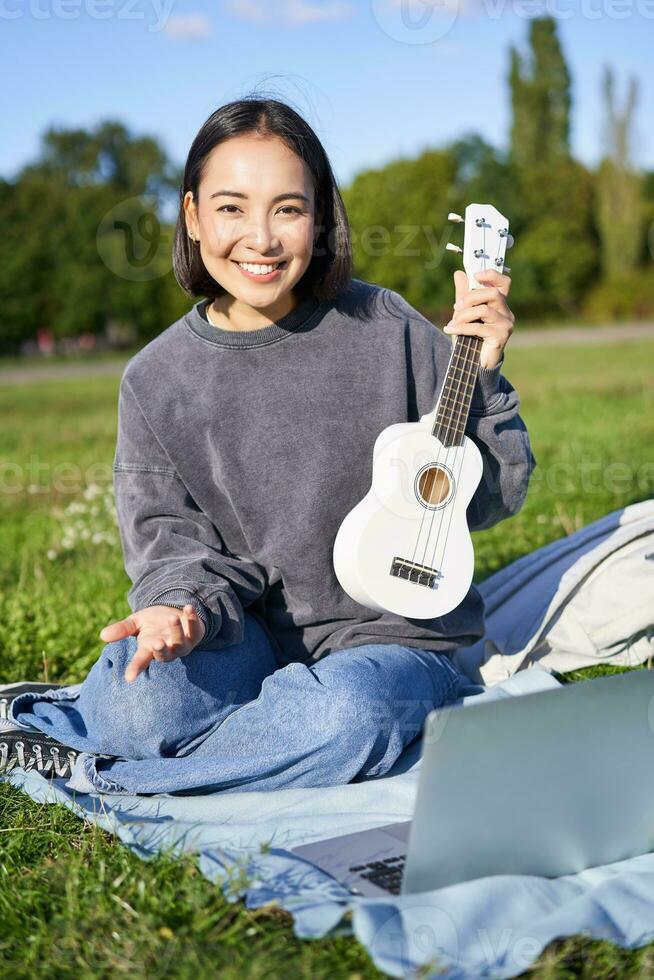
left=431, top=334, right=482, bottom=448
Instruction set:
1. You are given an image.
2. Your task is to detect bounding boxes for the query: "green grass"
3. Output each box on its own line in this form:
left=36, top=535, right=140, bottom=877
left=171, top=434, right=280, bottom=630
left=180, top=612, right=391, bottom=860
left=1, top=340, right=653, bottom=978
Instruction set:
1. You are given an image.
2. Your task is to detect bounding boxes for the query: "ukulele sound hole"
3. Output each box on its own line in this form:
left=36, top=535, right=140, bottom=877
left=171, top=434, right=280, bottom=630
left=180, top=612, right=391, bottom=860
left=415, top=465, right=453, bottom=508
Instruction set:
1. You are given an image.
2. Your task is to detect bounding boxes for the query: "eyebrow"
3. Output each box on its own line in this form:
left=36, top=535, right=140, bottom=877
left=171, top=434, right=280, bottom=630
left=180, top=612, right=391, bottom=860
left=209, top=190, right=310, bottom=205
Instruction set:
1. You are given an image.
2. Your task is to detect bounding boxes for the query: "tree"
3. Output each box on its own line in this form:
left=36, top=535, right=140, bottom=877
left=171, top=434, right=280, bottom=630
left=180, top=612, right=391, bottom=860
left=0, top=121, right=183, bottom=355
left=342, top=148, right=459, bottom=320
left=506, top=18, right=597, bottom=318
left=509, top=18, right=571, bottom=171
left=596, top=67, right=643, bottom=280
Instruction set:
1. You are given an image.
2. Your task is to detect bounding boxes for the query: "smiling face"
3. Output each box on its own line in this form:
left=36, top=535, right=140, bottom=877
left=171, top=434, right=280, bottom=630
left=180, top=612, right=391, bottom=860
left=183, top=133, right=319, bottom=322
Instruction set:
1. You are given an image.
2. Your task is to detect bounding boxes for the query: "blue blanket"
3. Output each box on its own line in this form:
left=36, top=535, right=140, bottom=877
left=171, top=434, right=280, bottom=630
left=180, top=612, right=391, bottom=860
left=4, top=665, right=654, bottom=979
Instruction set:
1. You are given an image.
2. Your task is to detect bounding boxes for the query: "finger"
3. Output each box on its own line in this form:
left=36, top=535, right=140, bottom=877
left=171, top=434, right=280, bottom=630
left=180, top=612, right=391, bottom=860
left=454, top=286, right=506, bottom=312
left=445, top=314, right=512, bottom=338
left=453, top=270, right=469, bottom=306
left=181, top=604, right=195, bottom=642
left=124, top=646, right=155, bottom=683
left=452, top=304, right=493, bottom=325
left=165, top=613, right=185, bottom=653
left=150, top=636, right=174, bottom=662
left=100, top=615, right=139, bottom=642
left=474, top=269, right=511, bottom=296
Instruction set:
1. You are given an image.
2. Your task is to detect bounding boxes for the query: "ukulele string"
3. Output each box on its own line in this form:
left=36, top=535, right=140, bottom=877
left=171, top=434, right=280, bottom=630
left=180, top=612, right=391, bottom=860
left=408, top=327, right=464, bottom=570
left=428, top=337, right=475, bottom=574
left=408, top=317, right=462, bottom=568
left=431, top=223, right=505, bottom=573
left=427, top=223, right=488, bottom=572
left=417, top=218, right=489, bottom=574
left=410, top=262, right=479, bottom=574
left=409, top=219, right=487, bottom=572
left=423, top=336, right=476, bottom=573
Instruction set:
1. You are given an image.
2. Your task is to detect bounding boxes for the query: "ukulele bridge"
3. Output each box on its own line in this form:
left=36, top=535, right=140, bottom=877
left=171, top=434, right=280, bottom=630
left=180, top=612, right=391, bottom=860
left=390, top=557, right=444, bottom=590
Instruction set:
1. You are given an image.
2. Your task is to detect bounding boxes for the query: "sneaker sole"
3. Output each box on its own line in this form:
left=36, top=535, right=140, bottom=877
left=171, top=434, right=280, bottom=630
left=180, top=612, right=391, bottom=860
left=0, top=734, right=78, bottom=778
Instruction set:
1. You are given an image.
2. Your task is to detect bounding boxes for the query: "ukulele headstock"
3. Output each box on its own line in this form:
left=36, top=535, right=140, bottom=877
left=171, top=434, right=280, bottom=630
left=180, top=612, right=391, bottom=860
left=446, top=204, right=513, bottom=290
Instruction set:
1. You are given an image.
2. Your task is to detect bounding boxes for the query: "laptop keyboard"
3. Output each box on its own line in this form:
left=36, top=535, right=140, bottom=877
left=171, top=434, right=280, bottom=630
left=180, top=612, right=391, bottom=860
left=348, top=854, right=406, bottom=895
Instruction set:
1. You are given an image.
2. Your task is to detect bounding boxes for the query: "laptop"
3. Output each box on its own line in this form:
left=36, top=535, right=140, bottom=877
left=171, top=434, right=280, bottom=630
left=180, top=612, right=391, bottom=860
left=291, top=667, right=654, bottom=896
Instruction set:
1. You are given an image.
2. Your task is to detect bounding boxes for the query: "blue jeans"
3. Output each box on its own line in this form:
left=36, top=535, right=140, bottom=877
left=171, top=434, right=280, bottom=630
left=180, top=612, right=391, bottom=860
left=9, top=613, right=470, bottom=796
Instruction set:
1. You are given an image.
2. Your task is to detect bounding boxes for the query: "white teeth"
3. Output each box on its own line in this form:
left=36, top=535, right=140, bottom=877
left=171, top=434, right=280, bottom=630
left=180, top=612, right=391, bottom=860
left=238, top=262, right=282, bottom=275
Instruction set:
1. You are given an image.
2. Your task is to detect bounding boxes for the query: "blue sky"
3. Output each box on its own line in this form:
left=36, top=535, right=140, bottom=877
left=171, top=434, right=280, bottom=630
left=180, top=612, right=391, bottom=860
left=1, top=0, right=652, bottom=187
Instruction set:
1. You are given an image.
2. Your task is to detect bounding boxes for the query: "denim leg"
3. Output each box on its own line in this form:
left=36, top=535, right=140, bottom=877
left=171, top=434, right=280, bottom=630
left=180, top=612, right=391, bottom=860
left=68, top=642, right=464, bottom=796
left=9, top=613, right=278, bottom=760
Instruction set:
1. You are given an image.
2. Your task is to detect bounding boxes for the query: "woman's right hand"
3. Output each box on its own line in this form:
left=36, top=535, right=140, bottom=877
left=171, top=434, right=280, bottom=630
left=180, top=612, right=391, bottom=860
left=99, top=604, right=207, bottom=683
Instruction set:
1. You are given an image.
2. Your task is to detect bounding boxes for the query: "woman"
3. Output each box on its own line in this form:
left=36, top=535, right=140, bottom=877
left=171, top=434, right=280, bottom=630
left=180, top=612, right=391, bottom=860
left=1, top=97, right=534, bottom=794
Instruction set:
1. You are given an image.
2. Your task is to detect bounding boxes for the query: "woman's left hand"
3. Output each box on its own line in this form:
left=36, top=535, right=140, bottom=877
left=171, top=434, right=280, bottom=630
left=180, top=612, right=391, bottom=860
left=443, top=268, right=515, bottom=370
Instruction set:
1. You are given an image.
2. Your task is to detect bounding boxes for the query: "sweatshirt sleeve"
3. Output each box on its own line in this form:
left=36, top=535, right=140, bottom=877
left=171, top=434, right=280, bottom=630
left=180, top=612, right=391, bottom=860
left=112, top=371, right=268, bottom=650
left=381, top=288, right=538, bottom=532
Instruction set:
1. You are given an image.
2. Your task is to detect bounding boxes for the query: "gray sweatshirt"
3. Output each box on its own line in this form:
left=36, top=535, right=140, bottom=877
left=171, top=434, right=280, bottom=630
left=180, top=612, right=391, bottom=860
left=113, top=278, right=537, bottom=667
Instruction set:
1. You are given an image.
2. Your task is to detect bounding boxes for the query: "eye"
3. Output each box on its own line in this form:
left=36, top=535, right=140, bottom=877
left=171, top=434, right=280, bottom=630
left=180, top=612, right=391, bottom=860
left=216, top=204, right=302, bottom=215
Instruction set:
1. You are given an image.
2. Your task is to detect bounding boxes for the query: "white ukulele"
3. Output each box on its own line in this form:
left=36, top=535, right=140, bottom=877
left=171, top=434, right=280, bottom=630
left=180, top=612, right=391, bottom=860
left=333, top=203, right=513, bottom=618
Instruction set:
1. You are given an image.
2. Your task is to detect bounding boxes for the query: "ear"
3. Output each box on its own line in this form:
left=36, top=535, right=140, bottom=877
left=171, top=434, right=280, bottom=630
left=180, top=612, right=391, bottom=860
left=183, top=191, right=199, bottom=239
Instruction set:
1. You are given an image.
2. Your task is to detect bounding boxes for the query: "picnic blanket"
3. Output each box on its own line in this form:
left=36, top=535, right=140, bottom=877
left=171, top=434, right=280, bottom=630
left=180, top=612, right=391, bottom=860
left=5, top=664, right=654, bottom=979
left=4, top=499, right=654, bottom=978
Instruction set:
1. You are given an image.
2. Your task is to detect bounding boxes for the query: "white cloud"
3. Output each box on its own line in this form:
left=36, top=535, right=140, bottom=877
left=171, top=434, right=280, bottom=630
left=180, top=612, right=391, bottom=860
left=226, top=0, right=354, bottom=25
left=162, top=13, right=214, bottom=39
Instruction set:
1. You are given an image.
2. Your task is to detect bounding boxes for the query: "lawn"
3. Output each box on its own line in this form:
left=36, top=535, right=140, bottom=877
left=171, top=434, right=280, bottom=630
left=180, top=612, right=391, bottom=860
left=1, top=338, right=653, bottom=978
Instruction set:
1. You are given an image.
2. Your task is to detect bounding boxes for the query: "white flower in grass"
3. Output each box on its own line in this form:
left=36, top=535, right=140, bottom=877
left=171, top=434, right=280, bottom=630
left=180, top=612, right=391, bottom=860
left=83, top=483, right=103, bottom=500
left=46, top=549, right=57, bottom=560
left=50, top=482, right=119, bottom=555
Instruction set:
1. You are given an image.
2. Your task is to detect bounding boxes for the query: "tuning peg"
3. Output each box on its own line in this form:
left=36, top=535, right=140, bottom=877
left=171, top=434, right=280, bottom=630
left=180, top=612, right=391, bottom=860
left=447, top=212, right=464, bottom=223
left=504, top=266, right=511, bottom=274
left=506, top=234, right=515, bottom=249
left=445, top=242, right=463, bottom=253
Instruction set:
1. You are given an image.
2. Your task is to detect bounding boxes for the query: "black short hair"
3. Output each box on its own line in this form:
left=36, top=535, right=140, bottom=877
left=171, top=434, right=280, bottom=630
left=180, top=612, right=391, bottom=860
left=172, top=96, right=353, bottom=303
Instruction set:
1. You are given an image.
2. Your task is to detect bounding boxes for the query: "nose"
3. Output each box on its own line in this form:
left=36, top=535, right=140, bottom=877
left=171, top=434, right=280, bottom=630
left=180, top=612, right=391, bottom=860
left=242, top=212, right=281, bottom=254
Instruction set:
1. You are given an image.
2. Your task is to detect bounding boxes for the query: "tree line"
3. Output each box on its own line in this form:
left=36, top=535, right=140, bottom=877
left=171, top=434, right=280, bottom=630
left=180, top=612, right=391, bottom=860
left=0, top=17, right=652, bottom=356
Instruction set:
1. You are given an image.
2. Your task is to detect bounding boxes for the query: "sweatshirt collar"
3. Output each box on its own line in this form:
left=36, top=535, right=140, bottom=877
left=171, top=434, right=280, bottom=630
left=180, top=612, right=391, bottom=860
left=184, top=295, right=326, bottom=348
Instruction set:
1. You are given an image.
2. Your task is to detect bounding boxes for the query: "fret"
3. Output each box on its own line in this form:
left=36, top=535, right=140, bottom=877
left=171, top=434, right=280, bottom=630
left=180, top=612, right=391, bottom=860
left=438, top=382, right=475, bottom=401
left=435, top=412, right=467, bottom=430
left=439, top=379, right=475, bottom=398
left=437, top=396, right=473, bottom=415
left=443, top=364, right=477, bottom=382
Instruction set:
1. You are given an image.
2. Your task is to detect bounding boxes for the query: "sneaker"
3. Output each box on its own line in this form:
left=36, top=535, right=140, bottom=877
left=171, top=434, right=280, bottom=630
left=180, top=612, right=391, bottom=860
left=0, top=721, right=79, bottom=778
left=0, top=682, right=67, bottom=720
